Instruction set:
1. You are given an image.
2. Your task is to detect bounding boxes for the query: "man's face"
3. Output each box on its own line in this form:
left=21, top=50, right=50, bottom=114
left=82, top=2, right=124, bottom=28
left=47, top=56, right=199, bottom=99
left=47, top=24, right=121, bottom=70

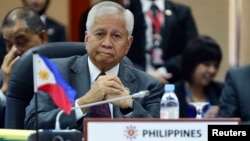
left=84, top=14, right=133, bottom=71
left=2, top=20, right=45, bottom=56
left=23, top=0, right=48, bottom=14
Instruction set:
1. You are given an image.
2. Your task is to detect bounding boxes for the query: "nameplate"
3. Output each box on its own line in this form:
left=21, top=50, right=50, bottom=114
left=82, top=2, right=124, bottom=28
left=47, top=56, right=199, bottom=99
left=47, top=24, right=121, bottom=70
left=84, top=118, right=240, bottom=141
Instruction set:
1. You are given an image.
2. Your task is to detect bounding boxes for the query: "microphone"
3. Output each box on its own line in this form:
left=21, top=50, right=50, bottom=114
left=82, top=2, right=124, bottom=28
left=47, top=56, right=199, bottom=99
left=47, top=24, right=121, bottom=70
left=55, top=90, right=150, bottom=130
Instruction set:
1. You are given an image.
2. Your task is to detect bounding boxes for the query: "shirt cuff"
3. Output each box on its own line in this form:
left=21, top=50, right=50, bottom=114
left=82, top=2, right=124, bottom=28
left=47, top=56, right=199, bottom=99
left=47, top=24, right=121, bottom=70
left=74, top=99, right=87, bottom=120
left=156, top=67, right=168, bottom=75
left=0, top=90, right=6, bottom=106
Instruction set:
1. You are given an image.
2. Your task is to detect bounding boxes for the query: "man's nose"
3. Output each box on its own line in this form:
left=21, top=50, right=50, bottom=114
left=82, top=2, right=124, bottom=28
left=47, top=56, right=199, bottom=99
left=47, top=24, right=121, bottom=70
left=101, top=36, right=113, bottom=47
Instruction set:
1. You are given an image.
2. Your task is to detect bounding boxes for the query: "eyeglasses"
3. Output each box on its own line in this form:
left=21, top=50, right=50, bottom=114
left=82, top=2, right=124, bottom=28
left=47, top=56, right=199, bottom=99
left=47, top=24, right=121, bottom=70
left=187, top=102, right=210, bottom=118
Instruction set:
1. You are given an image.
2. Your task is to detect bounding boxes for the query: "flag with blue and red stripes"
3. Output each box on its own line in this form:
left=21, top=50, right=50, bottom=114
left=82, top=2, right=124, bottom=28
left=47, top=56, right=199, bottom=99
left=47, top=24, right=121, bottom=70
left=33, top=53, right=76, bottom=115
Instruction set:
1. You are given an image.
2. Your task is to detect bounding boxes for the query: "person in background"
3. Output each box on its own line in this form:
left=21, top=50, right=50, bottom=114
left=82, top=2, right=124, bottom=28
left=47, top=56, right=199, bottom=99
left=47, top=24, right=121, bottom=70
left=127, top=0, right=198, bottom=84
left=25, top=1, right=164, bottom=131
left=174, top=35, right=223, bottom=118
left=22, top=0, right=67, bottom=42
left=217, top=65, right=250, bottom=124
left=0, top=36, right=6, bottom=68
left=2, top=6, right=48, bottom=128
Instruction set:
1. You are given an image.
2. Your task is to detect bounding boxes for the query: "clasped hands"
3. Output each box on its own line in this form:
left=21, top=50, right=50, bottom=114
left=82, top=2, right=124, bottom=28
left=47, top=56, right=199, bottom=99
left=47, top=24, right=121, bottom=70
left=77, top=74, right=132, bottom=113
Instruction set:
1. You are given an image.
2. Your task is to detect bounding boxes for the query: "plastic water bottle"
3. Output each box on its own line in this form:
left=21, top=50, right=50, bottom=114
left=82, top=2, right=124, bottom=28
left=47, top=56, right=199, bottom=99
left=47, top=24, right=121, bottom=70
left=160, top=84, right=179, bottom=119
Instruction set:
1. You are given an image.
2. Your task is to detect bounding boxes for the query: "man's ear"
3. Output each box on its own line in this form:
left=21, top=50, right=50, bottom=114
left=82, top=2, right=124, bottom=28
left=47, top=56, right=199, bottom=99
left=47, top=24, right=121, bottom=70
left=126, top=36, right=133, bottom=54
left=39, top=30, right=48, bottom=44
left=84, top=31, right=89, bottom=44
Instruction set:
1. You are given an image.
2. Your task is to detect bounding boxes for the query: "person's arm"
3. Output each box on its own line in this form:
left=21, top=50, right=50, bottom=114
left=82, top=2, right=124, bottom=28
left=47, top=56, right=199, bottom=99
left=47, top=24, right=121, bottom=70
left=128, top=80, right=164, bottom=118
left=217, top=69, right=239, bottom=118
left=25, top=91, right=78, bottom=130
left=74, top=99, right=87, bottom=120
left=1, top=47, right=19, bottom=94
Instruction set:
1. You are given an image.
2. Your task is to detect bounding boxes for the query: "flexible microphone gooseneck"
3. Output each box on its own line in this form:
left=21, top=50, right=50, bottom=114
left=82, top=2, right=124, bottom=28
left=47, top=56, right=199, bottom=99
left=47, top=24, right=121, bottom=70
left=55, top=90, right=150, bottom=130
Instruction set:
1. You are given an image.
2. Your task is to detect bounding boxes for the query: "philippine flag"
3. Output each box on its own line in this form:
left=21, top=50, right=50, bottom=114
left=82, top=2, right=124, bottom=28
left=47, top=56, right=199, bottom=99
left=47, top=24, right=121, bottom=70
left=33, top=53, right=76, bottom=115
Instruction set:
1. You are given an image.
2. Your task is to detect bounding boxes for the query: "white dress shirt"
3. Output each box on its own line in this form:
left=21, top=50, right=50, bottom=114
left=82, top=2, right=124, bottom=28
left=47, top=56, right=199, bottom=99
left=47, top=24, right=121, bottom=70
left=0, top=90, right=6, bottom=106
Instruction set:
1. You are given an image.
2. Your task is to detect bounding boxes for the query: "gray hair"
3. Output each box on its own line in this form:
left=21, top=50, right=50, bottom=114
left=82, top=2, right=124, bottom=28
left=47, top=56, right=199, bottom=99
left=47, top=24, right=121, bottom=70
left=86, top=1, right=134, bottom=35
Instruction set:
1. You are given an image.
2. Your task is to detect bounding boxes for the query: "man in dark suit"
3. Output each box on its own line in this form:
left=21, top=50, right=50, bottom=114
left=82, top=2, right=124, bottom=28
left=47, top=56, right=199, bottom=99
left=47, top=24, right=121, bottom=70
left=22, top=0, right=67, bottom=42
left=1, top=6, right=48, bottom=128
left=217, top=66, right=250, bottom=124
left=25, top=1, right=164, bottom=131
left=127, top=0, right=198, bottom=83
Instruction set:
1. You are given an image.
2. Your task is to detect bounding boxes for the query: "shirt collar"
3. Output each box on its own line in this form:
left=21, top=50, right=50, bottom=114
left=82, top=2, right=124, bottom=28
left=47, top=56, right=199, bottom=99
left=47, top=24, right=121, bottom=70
left=88, top=57, right=120, bottom=85
left=140, top=0, right=165, bottom=13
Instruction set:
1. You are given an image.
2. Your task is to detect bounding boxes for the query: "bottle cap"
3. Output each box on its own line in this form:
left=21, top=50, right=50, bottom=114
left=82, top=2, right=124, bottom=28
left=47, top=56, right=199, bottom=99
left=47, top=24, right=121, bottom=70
left=164, top=84, right=175, bottom=92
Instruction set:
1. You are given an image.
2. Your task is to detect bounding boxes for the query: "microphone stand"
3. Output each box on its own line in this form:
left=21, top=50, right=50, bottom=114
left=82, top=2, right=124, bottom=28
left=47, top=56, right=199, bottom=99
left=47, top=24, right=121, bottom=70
left=55, top=90, right=149, bottom=130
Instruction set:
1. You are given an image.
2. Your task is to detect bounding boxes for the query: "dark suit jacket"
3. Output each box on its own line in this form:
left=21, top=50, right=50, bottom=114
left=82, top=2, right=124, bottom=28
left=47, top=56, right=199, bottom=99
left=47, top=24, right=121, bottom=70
left=174, top=80, right=223, bottom=117
left=217, top=65, right=250, bottom=124
left=0, top=36, right=6, bottom=67
left=25, top=55, right=164, bottom=130
left=127, top=0, right=198, bottom=82
left=46, top=17, right=67, bottom=42
left=79, top=7, right=91, bottom=42
left=0, top=103, right=4, bottom=128
left=0, top=71, right=4, bottom=128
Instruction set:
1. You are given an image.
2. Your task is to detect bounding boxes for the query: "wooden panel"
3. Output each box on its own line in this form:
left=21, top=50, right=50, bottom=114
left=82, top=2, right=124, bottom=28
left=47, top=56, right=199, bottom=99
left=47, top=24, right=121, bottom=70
left=69, top=0, right=91, bottom=41
left=240, top=0, right=250, bottom=66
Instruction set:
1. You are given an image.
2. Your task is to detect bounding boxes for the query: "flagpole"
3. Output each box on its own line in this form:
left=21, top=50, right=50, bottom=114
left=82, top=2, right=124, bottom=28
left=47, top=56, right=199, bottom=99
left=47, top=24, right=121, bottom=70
left=32, top=51, right=39, bottom=141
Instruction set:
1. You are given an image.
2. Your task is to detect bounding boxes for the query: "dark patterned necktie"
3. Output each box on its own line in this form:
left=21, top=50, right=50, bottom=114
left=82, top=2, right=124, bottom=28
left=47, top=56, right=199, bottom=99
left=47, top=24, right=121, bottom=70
left=88, top=72, right=111, bottom=118
left=151, top=4, right=159, bottom=19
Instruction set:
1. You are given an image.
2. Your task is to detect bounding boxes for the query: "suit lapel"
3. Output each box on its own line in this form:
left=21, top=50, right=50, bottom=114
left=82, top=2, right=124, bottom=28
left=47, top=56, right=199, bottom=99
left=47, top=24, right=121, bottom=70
left=69, top=55, right=91, bottom=99
left=118, top=62, right=137, bottom=94
left=160, top=1, right=175, bottom=50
